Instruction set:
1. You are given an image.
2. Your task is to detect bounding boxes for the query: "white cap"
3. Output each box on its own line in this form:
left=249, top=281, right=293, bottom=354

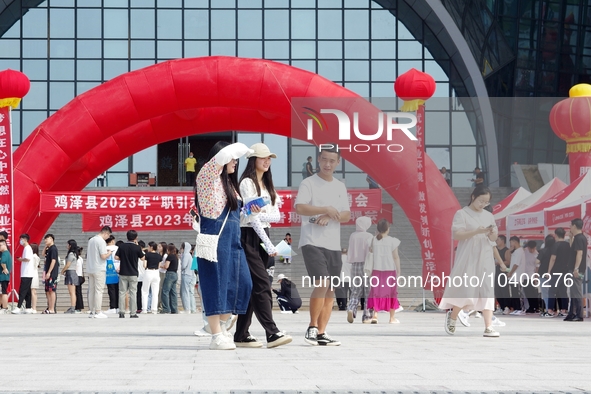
left=247, top=143, right=277, bottom=159
left=277, top=273, right=288, bottom=282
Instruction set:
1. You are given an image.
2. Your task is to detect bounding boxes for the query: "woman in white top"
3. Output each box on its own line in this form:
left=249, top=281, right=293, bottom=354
left=30, top=243, right=41, bottom=313
left=233, top=143, right=292, bottom=348
left=439, top=186, right=499, bottom=337
left=366, top=219, right=401, bottom=324
left=346, top=216, right=374, bottom=323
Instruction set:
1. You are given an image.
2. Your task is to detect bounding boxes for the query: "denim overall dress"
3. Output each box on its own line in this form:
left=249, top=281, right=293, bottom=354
left=198, top=205, right=253, bottom=316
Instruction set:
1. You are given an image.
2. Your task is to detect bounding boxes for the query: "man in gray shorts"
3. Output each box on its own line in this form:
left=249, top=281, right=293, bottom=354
left=295, top=146, right=350, bottom=346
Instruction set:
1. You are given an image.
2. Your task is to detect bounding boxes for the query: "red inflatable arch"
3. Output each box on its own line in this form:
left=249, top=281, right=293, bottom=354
left=13, top=56, right=459, bottom=283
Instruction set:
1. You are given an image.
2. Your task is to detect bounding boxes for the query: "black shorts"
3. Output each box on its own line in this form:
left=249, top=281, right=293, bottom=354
left=45, top=278, right=57, bottom=293
left=0, top=281, right=8, bottom=294
left=301, top=245, right=342, bottom=280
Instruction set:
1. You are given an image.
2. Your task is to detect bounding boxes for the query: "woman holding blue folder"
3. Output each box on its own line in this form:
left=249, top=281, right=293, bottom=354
left=234, top=143, right=293, bottom=349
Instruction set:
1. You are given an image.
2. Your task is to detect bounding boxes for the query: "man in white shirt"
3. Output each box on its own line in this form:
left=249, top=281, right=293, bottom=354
left=86, top=226, right=112, bottom=318
left=522, top=240, right=540, bottom=313
left=507, top=236, right=526, bottom=314
left=13, top=234, right=35, bottom=314
left=295, top=147, right=351, bottom=346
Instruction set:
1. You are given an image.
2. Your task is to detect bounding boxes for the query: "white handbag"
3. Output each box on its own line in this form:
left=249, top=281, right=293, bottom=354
left=194, top=210, right=229, bottom=263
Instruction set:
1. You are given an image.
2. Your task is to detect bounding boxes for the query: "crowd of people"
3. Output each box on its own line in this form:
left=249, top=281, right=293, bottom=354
left=3, top=143, right=588, bottom=350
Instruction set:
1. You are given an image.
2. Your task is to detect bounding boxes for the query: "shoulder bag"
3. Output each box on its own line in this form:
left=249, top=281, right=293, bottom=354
left=194, top=210, right=230, bottom=263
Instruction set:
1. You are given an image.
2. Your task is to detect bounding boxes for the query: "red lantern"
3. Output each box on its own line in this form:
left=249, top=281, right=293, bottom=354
left=549, top=83, right=591, bottom=182
left=0, top=69, right=31, bottom=109
left=394, top=68, right=436, bottom=112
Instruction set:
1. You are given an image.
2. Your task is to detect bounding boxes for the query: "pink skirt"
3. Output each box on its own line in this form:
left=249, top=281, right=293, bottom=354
left=367, top=270, right=400, bottom=312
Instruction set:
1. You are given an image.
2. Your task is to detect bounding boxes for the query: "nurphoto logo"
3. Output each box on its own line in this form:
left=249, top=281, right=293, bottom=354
left=303, top=106, right=417, bottom=153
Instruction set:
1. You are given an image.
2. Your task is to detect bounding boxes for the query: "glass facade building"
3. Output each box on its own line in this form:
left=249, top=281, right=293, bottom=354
left=1, top=0, right=588, bottom=187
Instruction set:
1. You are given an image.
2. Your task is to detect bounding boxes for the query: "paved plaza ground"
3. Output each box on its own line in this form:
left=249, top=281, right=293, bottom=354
left=2, top=308, right=590, bottom=393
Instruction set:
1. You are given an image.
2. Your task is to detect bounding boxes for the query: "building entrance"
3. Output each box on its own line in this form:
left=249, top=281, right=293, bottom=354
left=156, top=132, right=233, bottom=186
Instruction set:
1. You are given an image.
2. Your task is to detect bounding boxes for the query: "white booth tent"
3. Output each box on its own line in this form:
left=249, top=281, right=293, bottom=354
left=504, top=171, right=591, bottom=238
left=492, top=187, right=532, bottom=215
left=494, top=178, right=567, bottom=234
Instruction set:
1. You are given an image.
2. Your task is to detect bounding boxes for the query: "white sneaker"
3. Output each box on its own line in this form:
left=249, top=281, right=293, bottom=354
left=88, top=312, right=95, bottom=318
left=194, top=328, right=211, bottom=337
left=209, top=334, right=236, bottom=350
left=493, top=308, right=503, bottom=315
left=24, top=308, right=33, bottom=314
left=94, top=312, right=108, bottom=319
left=395, top=305, right=404, bottom=313
left=281, top=311, right=292, bottom=314
left=444, top=311, right=456, bottom=335
left=483, top=326, right=500, bottom=337
left=502, top=307, right=510, bottom=315
left=11, top=307, right=22, bottom=314
left=516, top=310, right=526, bottom=315
left=457, top=310, right=470, bottom=327
left=105, top=308, right=118, bottom=314
left=225, top=315, right=238, bottom=331
left=491, top=316, right=506, bottom=327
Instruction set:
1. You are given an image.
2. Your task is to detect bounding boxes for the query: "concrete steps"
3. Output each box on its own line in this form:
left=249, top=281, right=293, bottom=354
left=40, top=186, right=515, bottom=312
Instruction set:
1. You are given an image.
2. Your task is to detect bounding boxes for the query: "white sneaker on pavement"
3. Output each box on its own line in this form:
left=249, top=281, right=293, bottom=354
left=457, top=310, right=470, bottom=327
left=105, top=308, right=118, bottom=314
left=194, top=328, right=211, bottom=337
left=94, top=312, right=108, bottom=319
left=209, top=333, right=236, bottom=350
left=491, top=316, right=506, bottom=327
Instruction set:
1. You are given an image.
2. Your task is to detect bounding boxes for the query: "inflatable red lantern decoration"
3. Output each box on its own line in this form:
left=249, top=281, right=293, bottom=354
left=394, top=68, right=436, bottom=112
left=549, top=84, right=591, bottom=182
left=0, top=69, right=31, bottom=109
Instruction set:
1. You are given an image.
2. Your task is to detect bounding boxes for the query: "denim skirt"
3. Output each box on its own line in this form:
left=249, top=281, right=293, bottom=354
left=197, top=205, right=253, bottom=316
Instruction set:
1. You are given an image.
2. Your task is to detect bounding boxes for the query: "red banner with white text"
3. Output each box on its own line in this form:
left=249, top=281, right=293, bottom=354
left=82, top=203, right=393, bottom=232
left=0, top=107, right=13, bottom=246
left=39, top=190, right=384, bottom=231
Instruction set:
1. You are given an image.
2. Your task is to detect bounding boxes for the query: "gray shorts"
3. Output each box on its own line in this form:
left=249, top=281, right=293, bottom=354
left=301, top=245, right=342, bottom=280
left=64, top=270, right=79, bottom=286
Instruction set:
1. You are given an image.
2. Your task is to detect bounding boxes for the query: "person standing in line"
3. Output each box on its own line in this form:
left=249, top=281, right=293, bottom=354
left=0, top=239, right=11, bottom=313
left=536, top=234, right=556, bottom=317
left=180, top=242, right=197, bottom=314
left=507, top=236, right=526, bottom=315
left=346, top=216, right=374, bottom=324
left=295, top=146, right=351, bottom=346
left=282, top=233, right=292, bottom=264
left=185, top=152, right=198, bottom=187
left=142, top=242, right=161, bottom=314
left=494, top=235, right=511, bottom=315
left=522, top=240, right=540, bottom=313
left=161, top=244, right=179, bottom=314
left=61, top=239, right=80, bottom=314
left=195, top=141, right=254, bottom=350
left=13, top=234, right=35, bottom=314
left=547, top=228, right=571, bottom=317
left=366, top=219, right=402, bottom=324
left=29, top=243, right=41, bottom=313
left=234, top=142, right=292, bottom=348
left=42, top=234, right=59, bottom=314
left=564, top=218, right=588, bottom=321
left=86, top=226, right=112, bottom=319
left=157, top=241, right=168, bottom=313
left=114, top=230, right=145, bottom=319
left=440, top=186, right=500, bottom=337
left=136, top=240, right=146, bottom=314
left=75, top=247, right=85, bottom=313
left=104, top=236, right=119, bottom=314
